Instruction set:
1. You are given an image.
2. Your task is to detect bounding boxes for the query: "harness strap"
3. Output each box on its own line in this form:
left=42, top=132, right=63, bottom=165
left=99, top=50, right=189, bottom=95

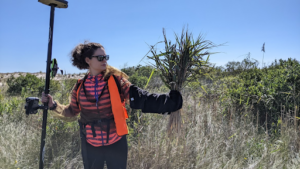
left=91, top=123, right=96, bottom=137
left=83, top=118, right=113, bottom=143
left=76, top=75, right=88, bottom=111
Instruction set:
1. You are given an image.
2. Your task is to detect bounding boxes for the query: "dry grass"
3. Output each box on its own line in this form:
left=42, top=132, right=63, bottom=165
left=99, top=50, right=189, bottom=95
left=0, top=88, right=299, bottom=168
left=127, top=92, right=300, bottom=169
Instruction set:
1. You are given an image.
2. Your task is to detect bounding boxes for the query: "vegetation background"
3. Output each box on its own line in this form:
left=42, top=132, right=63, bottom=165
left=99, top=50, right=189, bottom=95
left=0, top=56, right=299, bottom=168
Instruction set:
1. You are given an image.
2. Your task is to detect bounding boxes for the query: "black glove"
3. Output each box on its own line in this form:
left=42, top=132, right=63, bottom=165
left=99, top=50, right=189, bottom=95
left=129, top=85, right=183, bottom=114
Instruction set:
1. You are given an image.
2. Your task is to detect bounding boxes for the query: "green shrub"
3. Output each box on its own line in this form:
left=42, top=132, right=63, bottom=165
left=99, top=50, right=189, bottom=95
left=121, top=65, right=159, bottom=88
left=128, top=73, right=148, bottom=88
left=228, top=58, right=300, bottom=128
left=6, top=73, right=61, bottom=96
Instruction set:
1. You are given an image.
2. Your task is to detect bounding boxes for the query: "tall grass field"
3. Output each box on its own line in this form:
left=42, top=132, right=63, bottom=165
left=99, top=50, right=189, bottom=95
left=0, top=58, right=299, bottom=169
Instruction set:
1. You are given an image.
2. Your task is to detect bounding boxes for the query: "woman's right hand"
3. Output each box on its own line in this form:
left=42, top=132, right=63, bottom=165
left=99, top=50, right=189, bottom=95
left=42, top=92, right=54, bottom=108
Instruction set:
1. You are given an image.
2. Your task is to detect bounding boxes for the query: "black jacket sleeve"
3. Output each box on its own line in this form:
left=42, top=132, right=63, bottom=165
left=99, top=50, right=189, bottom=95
left=129, top=85, right=183, bottom=114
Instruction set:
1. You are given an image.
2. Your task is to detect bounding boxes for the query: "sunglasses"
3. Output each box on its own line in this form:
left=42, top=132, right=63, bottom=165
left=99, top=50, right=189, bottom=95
left=91, top=55, right=110, bottom=61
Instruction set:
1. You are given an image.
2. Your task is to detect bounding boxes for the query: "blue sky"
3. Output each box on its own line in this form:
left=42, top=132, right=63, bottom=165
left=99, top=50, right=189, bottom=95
left=0, top=0, right=299, bottom=74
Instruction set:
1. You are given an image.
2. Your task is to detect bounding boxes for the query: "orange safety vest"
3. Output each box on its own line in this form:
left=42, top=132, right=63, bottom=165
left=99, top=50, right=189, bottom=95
left=76, top=75, right=129, bottom=136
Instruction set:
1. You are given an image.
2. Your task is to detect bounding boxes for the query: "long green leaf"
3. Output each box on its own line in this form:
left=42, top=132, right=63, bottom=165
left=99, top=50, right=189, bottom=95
left=201, top=85, right=207, bottom=94
left=144, top=68, right=155, bottom=88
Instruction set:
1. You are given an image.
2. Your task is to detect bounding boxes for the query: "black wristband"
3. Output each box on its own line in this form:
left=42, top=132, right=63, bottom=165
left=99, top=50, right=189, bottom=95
left=49, top=101, right=57, bottom=110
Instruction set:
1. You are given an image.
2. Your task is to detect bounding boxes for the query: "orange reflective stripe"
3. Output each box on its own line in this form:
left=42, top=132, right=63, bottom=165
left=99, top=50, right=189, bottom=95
left=76, top=80, right=83, bottom=111
left=108, top=76, right=129, bottom=136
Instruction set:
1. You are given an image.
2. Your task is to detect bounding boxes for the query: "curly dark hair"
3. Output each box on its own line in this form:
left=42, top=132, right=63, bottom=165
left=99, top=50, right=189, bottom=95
left=70, top=42, right=104, bottom=69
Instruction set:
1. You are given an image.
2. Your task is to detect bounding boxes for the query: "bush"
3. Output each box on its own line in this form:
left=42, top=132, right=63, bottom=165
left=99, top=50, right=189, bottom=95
left=121, top=65, right=159, bottom=88
left=128, top=73, right=148, bottom=88
left=228, top=58, right=300, bottom=128
left=6, top=73, right=61, bottom=96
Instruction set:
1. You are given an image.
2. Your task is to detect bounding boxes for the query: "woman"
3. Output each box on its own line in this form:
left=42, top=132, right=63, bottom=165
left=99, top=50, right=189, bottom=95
left=42, top=42, right=182, bottom=169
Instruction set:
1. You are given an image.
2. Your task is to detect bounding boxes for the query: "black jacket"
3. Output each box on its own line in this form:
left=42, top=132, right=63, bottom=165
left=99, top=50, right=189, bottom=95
left=129, top=85, right=183, bottom=114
